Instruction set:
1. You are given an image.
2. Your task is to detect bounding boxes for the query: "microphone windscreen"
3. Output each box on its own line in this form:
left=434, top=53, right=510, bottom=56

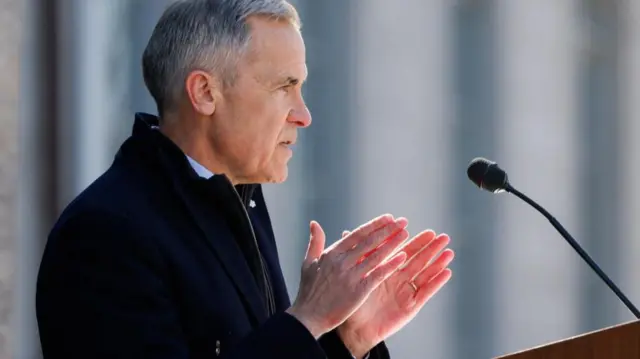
left=467, top=157, right=494, bottom=188
left=466, top=157, right=508, bottom=193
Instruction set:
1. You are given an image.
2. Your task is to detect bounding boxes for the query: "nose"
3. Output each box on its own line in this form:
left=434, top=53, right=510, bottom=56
left=287, top=104, right=312, bottom=128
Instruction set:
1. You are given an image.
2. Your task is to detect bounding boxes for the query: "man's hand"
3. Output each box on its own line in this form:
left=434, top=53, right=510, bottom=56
left=286, top=214, right=410, bottom=339
left=336, top=228, right=454, bottom=358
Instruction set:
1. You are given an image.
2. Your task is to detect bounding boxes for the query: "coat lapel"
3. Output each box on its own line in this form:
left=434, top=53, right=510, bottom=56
left=248, top=186, right=292, bottom=310
left=126, top=113, right=270, bottom=325
left=130, top=118, right=269, bottom=326
left=168, top=174, right=269, bottom=325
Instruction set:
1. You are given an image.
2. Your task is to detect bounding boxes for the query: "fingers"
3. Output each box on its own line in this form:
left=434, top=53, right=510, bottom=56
left=361, top=251, right=407, bottom=293
left=344, top=218, right=408, bottom=264
left=413, top=249, right=455, bottom=287
left=395, top=230, right=437, bottom=259
left=334, top=214, right=395, bottom=252
left=356, top=227, right=410, bottom=275
left=401, top=239, right=454, bottom=309
left=304, top=221, right=326, bottom=267
left=356, top=217, right=409, bottom=260
left=400, top=234, right=451, bottom=277
left=412, top=268, right=452, bottom=308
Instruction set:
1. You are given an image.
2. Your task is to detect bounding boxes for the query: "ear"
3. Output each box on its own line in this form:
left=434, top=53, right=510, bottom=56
left=184, top=70, right=219, bottom=116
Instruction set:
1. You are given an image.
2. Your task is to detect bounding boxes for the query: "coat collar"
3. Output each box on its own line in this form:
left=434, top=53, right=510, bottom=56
left=130, top=112, right=258, bottom=206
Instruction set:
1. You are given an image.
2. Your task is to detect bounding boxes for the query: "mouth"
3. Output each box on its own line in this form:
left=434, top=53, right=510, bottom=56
left=279, top=140, right=295, bottom=147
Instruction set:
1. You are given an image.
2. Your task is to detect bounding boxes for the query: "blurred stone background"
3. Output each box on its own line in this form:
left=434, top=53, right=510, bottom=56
left=0, top=0, right=20, bottom=357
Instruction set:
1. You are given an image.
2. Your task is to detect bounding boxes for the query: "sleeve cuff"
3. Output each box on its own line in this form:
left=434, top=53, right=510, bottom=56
left=318, top=329, right=357, bottom=358
left=242, top=311, right=328, bottom=358
left=316, top=327, right=390, bottom=359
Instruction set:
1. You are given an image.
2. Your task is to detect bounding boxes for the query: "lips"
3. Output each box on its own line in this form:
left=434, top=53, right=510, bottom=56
left=279, top=141, right=295, bottom=155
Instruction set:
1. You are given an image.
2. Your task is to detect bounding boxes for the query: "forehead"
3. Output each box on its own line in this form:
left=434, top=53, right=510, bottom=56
left=241, top=17, right=307, bottom=84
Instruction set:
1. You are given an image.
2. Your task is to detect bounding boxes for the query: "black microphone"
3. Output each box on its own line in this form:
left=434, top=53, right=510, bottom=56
left=467, top=156, right=640, bottom=319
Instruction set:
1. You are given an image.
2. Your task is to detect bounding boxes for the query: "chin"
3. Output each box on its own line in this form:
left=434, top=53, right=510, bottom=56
left=265, top=166, right=289, bottom=184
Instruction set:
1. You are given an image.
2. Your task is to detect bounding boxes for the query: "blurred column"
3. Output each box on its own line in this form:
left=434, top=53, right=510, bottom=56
left=577, top=0, right=624, bottom=330
left=450, top=1, right=499, bottom=357
left=298, top=0, right=356, bottom=241
left=14, top=0, right=58, bottom=358
left=351, top=1, right=454, bottom=358
left=493, top=0, right=583, bottom=355
left=618, top=0, right=640, bottom=322
left=55, top=0, right=133, bottom=209
left=127, top=0, right=174, bottom=118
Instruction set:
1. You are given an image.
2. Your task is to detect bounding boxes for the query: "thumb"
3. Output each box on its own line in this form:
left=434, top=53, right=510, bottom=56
left=341, top=230, right=350, bottom=238
left=304, top=220, right=326, bottom=266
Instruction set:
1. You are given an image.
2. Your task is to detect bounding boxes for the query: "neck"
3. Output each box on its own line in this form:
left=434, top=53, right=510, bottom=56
left=159, top=116, right=239, bottom=185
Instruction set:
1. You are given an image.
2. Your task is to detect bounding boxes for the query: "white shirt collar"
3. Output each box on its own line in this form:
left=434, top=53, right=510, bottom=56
left=150, top=126, right=216, bottom=180
left=185, top=155, right=256, bottom=208
left=186, top=155, right=215, bottom=179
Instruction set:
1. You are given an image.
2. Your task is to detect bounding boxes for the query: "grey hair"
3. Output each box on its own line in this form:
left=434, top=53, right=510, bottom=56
left=142, top=0, right=301, bottom=117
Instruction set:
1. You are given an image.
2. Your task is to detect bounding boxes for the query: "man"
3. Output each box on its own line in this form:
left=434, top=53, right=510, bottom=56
left=35, top=1, right=455, bottom=358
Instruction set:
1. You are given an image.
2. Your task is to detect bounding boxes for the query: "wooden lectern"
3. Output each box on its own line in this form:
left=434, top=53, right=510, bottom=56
left=494, top=320, right=640, bottom=358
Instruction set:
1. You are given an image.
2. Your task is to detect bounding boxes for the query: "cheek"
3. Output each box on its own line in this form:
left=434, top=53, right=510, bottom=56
left=255, top=129, right=286, bottom=168
left=245, top=132, right=278, bottom=162
left=234, top=94, right=290, bottom=163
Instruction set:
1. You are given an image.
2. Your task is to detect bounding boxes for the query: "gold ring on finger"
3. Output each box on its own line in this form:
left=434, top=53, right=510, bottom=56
left=409, top=281, right=418, bottom=292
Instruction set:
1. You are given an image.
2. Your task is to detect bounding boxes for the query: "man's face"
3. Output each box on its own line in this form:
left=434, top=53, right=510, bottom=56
left=209, top=17, right=310, bottom=184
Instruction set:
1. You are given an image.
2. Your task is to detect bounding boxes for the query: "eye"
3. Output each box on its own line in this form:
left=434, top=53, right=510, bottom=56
left=280, top=84, right=293, bottom=93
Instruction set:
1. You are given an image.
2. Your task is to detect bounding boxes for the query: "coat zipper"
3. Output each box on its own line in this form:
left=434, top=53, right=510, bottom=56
left=228, top=183, right=276, bottom=316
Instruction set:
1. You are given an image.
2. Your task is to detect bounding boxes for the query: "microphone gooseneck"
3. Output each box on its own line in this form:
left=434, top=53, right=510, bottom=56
left=467, top=157, right=640, bottom=319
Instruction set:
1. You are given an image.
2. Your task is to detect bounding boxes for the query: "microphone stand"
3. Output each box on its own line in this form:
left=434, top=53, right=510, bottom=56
left=505, top=183, right=640, bottom=319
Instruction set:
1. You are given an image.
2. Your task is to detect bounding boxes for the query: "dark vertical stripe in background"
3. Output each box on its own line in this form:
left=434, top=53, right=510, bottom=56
left=298, top=0, right=354, bottom=243
left=128, top=1, right=170, bottom=117
left=451, top=1, right=497, bottom=357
